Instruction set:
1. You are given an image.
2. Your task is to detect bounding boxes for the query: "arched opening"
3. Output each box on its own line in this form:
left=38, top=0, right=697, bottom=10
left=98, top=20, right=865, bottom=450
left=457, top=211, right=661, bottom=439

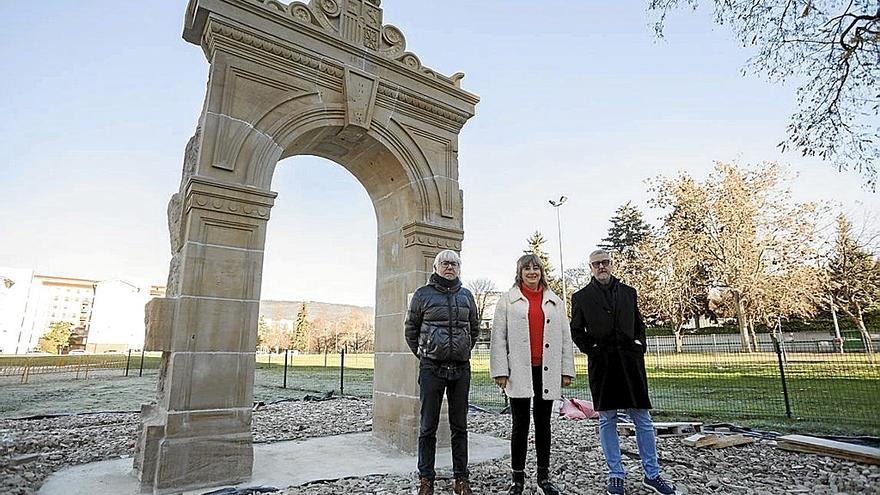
left=256, top=155, right=377, bottom=396
left=262, top=156, right=377, bottom=308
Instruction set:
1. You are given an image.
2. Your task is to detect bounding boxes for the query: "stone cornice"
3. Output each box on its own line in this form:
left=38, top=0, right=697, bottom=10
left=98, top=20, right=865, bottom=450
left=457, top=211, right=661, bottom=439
left=402, top=222, right=463, bottom=251
left=204, top=20, right=345, bottom=78
left=377, top=83, right=469, bottom=127
left=203, top=18, right=472, bottom=131
left=183, top=176, right=277, bottom=220
left=185, top=0, right=479, bottom=108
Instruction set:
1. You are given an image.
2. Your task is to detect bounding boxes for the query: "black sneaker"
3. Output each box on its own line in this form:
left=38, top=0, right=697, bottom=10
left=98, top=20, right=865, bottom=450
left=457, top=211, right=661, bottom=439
left=537, top=478, right=564, bottom=495
left=606, top=477, right=625, bottom=495
left=642, top=476, right=676, bottom=495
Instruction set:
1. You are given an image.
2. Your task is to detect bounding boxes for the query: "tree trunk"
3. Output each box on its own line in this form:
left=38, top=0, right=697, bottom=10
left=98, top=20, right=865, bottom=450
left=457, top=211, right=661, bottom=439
left=694, top=314, right=702, bottom=331
left=673, top=320, right=684, bottom=353
left=748, top=318, right=759, bottom=352
left=855, top=303, right=874, bottom=356
left=734, top=292, right=752, bottom=352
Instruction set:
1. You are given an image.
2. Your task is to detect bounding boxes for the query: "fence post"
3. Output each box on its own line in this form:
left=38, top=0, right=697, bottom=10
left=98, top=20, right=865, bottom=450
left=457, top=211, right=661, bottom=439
left=20, top=359, right=30, bottom=384
left=654, top=337, right=662, bottom=369
left=772, top=335, right=793, bottom=419
left=339, top=347, right=346, bottom=396
left=712, top=334, right=719, bottom=368
left=139, top=348, right=146, bottom=377
left=124, top=349, right=132, bottom=377
left=283, top=349, right=289, bottom=389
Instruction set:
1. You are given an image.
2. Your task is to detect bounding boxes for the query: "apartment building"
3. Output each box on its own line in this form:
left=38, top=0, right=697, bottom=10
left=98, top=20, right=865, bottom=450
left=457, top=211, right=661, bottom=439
left=0, top=266, right=164, bottom=354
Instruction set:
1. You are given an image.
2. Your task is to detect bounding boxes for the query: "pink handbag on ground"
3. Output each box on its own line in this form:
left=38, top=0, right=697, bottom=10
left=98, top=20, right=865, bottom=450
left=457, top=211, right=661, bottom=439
left=559, top=397, right=599, bottom=420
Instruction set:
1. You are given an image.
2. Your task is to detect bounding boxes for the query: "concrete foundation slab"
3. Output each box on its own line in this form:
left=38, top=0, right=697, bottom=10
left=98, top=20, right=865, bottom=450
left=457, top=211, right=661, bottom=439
left=37, top=432, right=507, bottom=495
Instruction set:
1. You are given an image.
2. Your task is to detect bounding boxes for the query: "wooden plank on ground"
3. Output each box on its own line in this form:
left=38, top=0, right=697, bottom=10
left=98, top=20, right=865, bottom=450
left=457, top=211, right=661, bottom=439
left=683, top=433, right=719, bottom=448
left=777, top=435, right=880, bottom=465
left=710, top=434, right=756, bottom=449
left=683, top=433, right=756, bottom=449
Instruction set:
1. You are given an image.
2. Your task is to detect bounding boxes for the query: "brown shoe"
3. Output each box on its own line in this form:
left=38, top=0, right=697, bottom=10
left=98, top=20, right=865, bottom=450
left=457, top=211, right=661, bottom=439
left=418, top=476, right=434, bottom=495
left=453, top=477, right=473, bottom=495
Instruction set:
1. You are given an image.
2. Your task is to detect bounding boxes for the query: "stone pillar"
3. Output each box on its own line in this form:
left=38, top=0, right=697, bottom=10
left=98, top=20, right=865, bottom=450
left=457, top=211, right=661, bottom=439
left=372, top=221, right=463, bottom=452
left=135, top=176, right=275, bottom=493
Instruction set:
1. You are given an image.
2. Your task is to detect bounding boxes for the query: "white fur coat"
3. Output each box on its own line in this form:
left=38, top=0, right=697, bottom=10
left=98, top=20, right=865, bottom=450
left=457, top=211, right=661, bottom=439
left=489, top=286, right=576, bottom=399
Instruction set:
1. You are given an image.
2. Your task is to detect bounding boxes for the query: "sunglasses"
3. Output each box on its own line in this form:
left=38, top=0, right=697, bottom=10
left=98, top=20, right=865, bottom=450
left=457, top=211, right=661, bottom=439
left=590, top=260, right=611, bottom=268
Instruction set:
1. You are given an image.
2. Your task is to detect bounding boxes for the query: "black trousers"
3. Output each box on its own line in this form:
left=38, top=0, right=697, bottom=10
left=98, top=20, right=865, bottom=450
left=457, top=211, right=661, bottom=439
left=418, top=359, right=471, bottom=480
left=509, top=366, right=553, bottom=472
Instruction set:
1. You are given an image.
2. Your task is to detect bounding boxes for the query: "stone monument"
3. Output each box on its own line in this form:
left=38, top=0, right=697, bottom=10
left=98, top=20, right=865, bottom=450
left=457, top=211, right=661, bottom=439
left=135, top=0, right=478, bottom=492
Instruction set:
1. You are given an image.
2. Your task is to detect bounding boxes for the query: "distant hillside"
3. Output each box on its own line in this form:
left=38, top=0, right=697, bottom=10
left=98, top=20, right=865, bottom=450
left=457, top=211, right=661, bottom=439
left=259, top=300, right=374, bottom=322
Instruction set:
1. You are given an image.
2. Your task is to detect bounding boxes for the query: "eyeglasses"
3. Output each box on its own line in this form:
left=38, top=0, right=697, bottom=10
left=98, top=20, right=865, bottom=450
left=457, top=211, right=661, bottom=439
left=590, top=260, right=611, bottom=268
left=440, top=261, right=459, bottom=268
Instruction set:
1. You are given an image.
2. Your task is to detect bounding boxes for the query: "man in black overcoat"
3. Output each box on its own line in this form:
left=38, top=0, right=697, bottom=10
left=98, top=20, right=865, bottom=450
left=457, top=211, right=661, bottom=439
left=570, top=249, right=677, bottom=495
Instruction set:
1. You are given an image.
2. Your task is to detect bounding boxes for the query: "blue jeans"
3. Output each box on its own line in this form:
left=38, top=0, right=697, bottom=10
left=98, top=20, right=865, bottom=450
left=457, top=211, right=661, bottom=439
left=598, top=409, right=660, bottom=480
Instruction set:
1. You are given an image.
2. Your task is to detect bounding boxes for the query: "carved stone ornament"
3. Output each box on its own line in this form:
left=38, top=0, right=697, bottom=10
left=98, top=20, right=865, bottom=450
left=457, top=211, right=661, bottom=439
left=402, top=222, right=464, bottom=251
left=245, top=0, right=465, bottom=87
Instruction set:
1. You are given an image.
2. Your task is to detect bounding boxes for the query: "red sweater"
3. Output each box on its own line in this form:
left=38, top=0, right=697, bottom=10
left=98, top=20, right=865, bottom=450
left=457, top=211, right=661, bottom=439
left=521, top=284, right=545, bottom=366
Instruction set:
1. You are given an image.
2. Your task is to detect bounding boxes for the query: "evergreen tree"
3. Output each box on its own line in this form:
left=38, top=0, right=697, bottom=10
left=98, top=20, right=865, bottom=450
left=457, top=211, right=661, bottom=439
left=291, top=302, right=311, bottom=352
left=256, top=315, right=269, bottom=351
left=599, top=201, right=652, bottom=260
left=524, top=231, right=555, bottom=273
left=523, top=231, right=563, bottom=298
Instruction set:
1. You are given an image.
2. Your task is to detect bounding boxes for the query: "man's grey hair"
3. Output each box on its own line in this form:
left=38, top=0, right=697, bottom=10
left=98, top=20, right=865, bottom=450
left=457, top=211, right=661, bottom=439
left=589, top=249, right=612, bottom=260
left=433, top=249, right=461, bottom=271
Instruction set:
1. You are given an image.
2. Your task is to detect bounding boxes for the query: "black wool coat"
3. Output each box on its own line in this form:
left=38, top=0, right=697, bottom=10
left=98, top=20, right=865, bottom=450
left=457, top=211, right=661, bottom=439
left=569, top=276, right=651, bottom=411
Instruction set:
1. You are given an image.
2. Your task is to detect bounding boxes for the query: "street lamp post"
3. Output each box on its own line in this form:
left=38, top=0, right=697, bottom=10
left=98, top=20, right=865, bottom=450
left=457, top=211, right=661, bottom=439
left=548, top=196, right=568, bottom=315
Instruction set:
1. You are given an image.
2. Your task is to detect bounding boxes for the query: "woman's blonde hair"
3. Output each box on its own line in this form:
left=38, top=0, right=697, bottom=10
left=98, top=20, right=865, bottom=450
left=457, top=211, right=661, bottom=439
left=514, top=254, right=546, bottom=289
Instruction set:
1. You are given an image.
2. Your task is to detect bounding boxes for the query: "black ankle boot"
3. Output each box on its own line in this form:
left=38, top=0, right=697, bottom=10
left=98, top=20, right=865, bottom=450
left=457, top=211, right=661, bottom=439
left=538, top=466, right=550, bottom=482
left=537, top=467, right=563, bottom=495
left=508, top=470, right=525, bottom=495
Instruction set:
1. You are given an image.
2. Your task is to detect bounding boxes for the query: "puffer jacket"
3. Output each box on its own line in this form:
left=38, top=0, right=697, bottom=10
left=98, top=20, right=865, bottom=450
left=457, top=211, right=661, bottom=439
left=405, top=274, right=480, bottom=363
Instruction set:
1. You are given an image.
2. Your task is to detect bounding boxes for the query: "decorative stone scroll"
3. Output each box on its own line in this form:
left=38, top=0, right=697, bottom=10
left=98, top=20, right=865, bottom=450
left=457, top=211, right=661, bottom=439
left=249, top=0, right=466, bottom=87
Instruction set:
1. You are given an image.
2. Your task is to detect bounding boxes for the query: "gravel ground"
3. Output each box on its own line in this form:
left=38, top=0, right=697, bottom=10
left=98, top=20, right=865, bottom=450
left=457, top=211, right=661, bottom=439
left=1, top=398, right=878, bottom=494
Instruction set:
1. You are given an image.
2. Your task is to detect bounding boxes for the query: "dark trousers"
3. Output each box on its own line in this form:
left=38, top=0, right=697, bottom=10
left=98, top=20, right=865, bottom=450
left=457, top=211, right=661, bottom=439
left=509, top=366, right=553, bottom=472
left=418, top=360, right=471, bottom=480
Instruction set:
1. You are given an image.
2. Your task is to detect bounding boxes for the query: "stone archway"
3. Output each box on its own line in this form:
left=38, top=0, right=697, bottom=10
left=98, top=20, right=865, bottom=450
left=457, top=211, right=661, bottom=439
left=135, top=0, right=478, bottom=492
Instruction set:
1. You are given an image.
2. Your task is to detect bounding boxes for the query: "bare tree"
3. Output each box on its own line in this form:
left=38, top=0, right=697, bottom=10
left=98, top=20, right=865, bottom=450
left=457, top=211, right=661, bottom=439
left=564, top=263, right=592, bottom=292
left=649, top=0, right=880, bottom=187
left=825, top=213, right=880, bottom=354
left=466, top=277, right=498, bottom=324
left=651, top=161, right=822, bottom=351
left=621, top=232, right=709, bottom=352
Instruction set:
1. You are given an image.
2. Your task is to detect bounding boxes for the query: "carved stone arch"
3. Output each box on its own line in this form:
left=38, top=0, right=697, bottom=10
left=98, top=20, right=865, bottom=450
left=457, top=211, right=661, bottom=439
left=137, top=1, right=478, bottom=493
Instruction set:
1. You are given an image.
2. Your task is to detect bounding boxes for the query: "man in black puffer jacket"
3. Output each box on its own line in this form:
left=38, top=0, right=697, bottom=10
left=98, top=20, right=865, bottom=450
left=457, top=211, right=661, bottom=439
left=405, top=249, right=480, bottom=495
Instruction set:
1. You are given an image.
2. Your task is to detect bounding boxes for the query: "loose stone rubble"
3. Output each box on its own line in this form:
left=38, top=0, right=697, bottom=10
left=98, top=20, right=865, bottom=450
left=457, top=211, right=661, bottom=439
left=1, top=398, right=877, bottom=494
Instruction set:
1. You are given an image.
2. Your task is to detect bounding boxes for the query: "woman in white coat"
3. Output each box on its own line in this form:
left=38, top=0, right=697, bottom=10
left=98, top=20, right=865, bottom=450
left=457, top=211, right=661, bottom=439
left=490, top=254, right=576, bottom=495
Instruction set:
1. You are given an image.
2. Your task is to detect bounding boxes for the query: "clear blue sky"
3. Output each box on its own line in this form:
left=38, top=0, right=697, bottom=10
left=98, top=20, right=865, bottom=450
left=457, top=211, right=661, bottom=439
left=1, top=1, right=876, bottom=306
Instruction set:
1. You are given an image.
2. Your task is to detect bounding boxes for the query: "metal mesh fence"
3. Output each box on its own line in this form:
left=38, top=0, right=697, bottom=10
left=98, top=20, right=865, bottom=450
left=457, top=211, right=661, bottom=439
left=3, top=334, right=875, bottom=431
left=266, top=333, right=879, bottom=431
left=0, top=350, right=163, bottom=383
